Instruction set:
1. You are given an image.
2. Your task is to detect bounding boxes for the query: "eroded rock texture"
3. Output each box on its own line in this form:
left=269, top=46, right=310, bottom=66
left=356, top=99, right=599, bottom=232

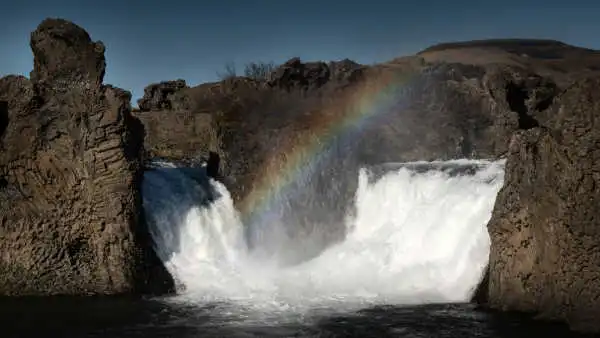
left=0, top=18, right=173, bottom=295
left=487, top=77, right=600, bottom=332
left=137, top=79, right=191, bottom=112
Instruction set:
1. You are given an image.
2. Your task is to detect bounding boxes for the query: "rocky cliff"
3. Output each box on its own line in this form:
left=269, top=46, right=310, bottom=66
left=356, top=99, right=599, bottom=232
left=0, top=19, right=173, bottom=295
left=487, top=77, right=600, bottom=332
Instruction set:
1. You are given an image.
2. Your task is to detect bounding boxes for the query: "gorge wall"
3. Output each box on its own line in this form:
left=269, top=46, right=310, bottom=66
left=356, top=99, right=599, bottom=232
left=487, top=77, right=600, bottom=332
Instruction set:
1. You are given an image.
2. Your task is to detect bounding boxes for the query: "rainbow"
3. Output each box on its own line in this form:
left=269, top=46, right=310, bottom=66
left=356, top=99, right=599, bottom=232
left=239, top=68, right=420, bottom=226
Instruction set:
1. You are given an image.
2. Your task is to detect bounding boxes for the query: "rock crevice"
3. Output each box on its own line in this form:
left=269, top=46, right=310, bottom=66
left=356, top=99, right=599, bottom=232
left=505, top=82, right=540, bottom=129
left=0, top=101, right=7, bottom=138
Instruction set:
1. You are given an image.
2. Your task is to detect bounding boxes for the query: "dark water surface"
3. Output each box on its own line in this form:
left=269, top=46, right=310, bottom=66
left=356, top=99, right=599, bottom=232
left=1, top=297, right=597, bottom=338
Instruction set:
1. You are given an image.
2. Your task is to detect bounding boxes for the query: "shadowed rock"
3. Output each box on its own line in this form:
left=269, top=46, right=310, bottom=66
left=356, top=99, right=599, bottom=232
left=0, top=18, right=173, bottom=296
left=0, top=101, right=7, bottom=138
left=206, top=151, right=220, bottom=180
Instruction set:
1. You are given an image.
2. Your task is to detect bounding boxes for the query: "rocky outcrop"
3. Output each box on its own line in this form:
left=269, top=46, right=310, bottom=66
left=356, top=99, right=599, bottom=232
left=134, top=58, right=365, bottom=173
left=0, top=18, right=173, bottom=295
left=487, top=77, right=600, bottom=332
left=137, top=79, right=191, bottom=112
left=266, top=57, right=365, bottom=91
left=136, top=109, right=218, bottom=163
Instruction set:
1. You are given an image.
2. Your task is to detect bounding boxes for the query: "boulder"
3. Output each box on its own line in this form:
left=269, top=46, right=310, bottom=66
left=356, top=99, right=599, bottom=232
left=267, top=57, right=331, bottom=91
left=487, top=77, right=600, bottom=332
left=0, top=18, right=173, bottom=295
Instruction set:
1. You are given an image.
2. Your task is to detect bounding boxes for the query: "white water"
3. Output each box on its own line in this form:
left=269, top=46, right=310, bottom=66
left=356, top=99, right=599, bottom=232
left=142, top=159, right=505, bottom=322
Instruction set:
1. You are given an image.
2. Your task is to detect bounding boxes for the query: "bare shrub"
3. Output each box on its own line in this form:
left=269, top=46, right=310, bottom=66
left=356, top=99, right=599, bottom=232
left=217, top=61, right=276, bottom=81
left=217, top=62, right=237, bottom=80
left=243, top=61, right=275, bottom=81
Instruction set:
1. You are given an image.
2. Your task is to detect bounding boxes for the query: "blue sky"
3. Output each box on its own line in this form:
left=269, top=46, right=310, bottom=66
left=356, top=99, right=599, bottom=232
left=1, top=0, right=599, bottom=104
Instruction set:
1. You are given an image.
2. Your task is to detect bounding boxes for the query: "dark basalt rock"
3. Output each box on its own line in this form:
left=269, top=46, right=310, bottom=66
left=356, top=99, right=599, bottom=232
left=266, top=57, right=366, bottom=92
left=0, top=18, right=173, bottom=296
left=137, top=79, right=191, bottom=112
left=0, top=101, right=7, bottom=138
left=486, top=77, right=600, bottom=332
left=206, top=151, right=221, bottom=180
left=267, top=57, right=331, bottom=91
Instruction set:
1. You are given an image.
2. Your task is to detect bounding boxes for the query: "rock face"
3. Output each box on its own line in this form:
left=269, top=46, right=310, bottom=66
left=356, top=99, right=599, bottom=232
left=266, top=57, right=365, bottom=91
left=135, top=109, right=218, bottom=163
left=137, top=79, right=191, bottom=112
left=0, top=18, right=173, bottom=295
left=487, top=77, right=600, bottom=332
